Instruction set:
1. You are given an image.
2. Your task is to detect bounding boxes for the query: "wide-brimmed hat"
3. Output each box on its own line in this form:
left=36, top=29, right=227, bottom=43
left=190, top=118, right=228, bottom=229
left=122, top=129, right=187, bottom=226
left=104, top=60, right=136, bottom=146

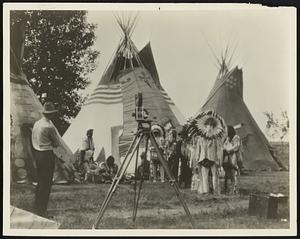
left=43, top=102, right=58, bottom=114
left=187, top=110, right=226, bottom=140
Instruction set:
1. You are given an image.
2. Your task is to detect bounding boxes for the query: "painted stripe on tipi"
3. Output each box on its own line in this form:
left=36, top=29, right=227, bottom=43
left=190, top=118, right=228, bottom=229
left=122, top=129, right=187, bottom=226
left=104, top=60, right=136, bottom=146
left=84, top=84, right=123, bottom=106
left=87, top=95, right=123, bottom=101
left=90, top=90, right=122, bottom=96
left=84, top=99, right=123, bottom=106
left=160, top=90, right=175, bottom=105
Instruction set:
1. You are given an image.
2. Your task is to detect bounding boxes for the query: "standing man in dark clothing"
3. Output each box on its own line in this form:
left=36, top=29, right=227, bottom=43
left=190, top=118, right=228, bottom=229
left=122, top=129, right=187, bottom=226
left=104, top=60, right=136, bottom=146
left=32, top=102, right=60, bottom=217
left=137, top=152, right=150, bottom=180
left=167, top=129, right=180, bottom=182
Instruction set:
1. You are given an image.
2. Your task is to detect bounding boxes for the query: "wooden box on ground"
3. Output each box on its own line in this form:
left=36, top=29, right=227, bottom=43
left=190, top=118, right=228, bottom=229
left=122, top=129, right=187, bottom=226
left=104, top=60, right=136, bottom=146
left=248, top=193, right=288, bottom=219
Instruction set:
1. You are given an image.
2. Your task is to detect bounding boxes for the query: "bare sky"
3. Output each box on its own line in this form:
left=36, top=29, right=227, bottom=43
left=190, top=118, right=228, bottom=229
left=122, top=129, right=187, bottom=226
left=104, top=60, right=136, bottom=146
left=85, top=7, right=295, bottom=140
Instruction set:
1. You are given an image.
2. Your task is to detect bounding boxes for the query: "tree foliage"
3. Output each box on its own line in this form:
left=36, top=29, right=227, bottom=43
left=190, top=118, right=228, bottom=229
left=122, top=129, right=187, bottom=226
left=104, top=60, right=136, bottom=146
left=264, top=111, right=289, bottom=141
left=10, top=10, right=100, bottom=134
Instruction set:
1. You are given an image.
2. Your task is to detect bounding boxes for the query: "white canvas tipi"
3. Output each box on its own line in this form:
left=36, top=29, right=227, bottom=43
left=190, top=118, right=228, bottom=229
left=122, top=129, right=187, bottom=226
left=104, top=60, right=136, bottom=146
left=63, top=16, right=185, bottom=169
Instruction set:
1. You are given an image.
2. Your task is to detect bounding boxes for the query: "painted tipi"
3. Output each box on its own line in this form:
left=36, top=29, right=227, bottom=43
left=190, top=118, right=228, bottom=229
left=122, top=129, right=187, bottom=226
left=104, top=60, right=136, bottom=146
left=10, top=21, right=75, bottom=183
left=198, top=54, right=285, bottom=171
left=63, top=16, right=185, bottom=168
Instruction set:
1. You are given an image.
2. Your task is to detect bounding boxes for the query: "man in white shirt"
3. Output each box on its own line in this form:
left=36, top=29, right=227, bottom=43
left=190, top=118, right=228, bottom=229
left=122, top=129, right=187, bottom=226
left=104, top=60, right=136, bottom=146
left=32, top=102, right=60, bottom=217
left=80, top=129, right=95, bottom=181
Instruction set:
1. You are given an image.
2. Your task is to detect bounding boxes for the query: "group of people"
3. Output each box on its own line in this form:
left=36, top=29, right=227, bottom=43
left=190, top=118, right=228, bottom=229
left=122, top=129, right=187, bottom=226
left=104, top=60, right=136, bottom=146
left=77, top=129, right=118, bottom=183
left=136, top=125, right=192, bottom=187
left=31, top=101, right=242, bottom=219
left=135, top=118, right=244, bottom=196
left=190, top=123, right=243, bottom=195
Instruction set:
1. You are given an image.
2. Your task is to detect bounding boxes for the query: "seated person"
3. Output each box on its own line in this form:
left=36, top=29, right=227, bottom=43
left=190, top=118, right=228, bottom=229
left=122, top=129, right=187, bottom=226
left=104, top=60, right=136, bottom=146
left=98, top=156, right=118, bottom=183
left=136, top=152, right=150, bottom=180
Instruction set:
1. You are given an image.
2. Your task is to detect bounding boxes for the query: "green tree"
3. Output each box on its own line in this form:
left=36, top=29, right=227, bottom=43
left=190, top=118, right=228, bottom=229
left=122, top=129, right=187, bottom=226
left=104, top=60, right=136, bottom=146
left=264, top=111, right=289, bottom=142
left=10, top=10, right=100, bottom=134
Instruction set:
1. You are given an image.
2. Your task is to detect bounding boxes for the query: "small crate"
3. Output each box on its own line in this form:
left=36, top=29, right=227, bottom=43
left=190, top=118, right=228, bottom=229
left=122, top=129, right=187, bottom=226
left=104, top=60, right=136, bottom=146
left=248, top=193, right=288, bottom=219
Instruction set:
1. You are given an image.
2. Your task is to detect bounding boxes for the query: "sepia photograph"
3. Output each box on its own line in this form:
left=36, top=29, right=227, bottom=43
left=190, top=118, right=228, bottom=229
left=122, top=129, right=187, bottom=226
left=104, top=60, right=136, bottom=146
left=3, top=3, right=297, bottom=237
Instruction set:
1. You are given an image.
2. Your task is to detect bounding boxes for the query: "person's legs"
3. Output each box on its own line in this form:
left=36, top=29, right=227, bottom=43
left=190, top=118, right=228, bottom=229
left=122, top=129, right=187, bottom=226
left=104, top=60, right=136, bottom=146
left=229, top=155, right=238, bottom=194
left=211, top=164, right=220, bottom=195
left=41, top=152, right=55, bottom=214
left=223, top=163, right=230, bottom=194
left=200, top=166, right=209, bottom=194
left=153, top=163, right=158, bottom=182
left=197, top=167, right=204, bottom=194
left=34, top=151, right=43, bottom=215
left=171, top=157, right=179, bottom=182
left=82, top=161, right=90, bottom=181
left=159, top=164, right=165, bottom=182
left=229, top=169, right=238, bottom=194
left=35, top=151, right=55, bottom=217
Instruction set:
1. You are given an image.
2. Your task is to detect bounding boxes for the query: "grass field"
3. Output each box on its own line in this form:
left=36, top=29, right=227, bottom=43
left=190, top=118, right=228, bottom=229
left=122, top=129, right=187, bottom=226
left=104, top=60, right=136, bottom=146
left=10, top=171, right=290, bottom=229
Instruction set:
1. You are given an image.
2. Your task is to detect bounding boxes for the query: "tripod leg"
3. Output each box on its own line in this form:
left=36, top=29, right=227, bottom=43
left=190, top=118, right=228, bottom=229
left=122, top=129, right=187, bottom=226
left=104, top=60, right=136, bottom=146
left=133, top=134, right=149, bottom=221
left=133, top=177, right=144, bottom=222
left=93, top=133, right=144, bottom=229
left=149, top=133, right=195, bottom=229
left=132, top=138, right=140, bottom=219
left=94, top=132, right=139, bottom=220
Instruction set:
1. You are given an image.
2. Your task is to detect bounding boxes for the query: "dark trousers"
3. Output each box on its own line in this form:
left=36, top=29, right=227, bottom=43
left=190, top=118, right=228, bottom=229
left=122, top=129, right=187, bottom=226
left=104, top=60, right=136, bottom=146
left=34, top=150, right=55, bottom=217
left=168, top=156, right=179, bottom=182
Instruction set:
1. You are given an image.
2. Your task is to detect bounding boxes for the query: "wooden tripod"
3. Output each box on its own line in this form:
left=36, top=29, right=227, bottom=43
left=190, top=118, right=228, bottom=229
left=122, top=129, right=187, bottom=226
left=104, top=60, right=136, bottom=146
left=92, top=120, right=195, bottom=229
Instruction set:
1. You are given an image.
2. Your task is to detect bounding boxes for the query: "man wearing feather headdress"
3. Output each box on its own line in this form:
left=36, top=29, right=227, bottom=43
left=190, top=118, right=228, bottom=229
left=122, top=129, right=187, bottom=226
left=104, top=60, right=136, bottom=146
left=197, top=119, right=223, bottom=194
left=192, top=110, right=226, bottom=195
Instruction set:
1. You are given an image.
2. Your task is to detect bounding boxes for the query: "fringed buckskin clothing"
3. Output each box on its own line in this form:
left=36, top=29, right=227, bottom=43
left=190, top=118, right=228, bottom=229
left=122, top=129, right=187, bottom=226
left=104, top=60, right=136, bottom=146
left=223, top=134, right=242, bottom=194
left=197, top=137, right=223, bottom=195
left=190, top=136, right=204, bottom=193
left=32, top=117, right=60, bottom=217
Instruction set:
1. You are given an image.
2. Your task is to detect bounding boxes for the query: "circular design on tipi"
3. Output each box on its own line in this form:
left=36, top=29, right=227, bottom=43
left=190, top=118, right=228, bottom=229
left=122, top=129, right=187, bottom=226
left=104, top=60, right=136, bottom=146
left=17, top=168, right=27, bottom=179
left=14, top=158, right=25, bottom=167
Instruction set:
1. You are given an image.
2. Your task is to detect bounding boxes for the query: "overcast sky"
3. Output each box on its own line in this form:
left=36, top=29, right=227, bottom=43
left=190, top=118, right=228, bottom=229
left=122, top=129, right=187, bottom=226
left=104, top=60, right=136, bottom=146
left=85, top=7, right=295, bottom=140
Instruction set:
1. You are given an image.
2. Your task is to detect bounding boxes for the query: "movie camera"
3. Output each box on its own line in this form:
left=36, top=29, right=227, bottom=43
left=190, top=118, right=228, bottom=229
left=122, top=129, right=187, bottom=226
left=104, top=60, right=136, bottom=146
left=132, top=93, right=150, bottom=122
